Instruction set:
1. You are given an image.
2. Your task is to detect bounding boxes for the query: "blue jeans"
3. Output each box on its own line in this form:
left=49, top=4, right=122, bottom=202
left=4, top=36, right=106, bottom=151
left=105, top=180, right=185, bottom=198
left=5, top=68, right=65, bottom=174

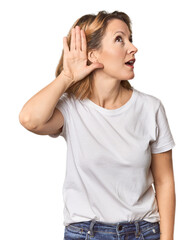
left=64, top=219, right=161, bottom=239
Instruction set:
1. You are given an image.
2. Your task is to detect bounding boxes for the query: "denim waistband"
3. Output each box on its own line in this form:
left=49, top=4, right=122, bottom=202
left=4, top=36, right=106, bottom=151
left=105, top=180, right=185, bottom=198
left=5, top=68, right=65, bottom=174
left=67, top=218, right=160, bottom=238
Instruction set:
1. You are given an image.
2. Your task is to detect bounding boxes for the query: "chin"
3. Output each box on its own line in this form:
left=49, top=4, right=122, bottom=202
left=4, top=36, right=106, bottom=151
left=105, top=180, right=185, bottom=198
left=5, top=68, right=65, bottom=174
left=121, top=73, right=135, bottom=80
left=128, top=74, right=135, bottom=80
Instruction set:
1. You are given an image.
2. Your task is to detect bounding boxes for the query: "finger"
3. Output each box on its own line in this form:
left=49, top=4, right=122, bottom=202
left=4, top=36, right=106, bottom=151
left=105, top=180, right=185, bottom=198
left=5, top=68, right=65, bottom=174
left=70, top=28, right=76, bottom=51
left=63, top=36, right=69, bottom=53
left=75, top=26, right=81, bottom=51
left=81, top=29, right=87, bottom=52
left=86, top=62, right=104, bottom=75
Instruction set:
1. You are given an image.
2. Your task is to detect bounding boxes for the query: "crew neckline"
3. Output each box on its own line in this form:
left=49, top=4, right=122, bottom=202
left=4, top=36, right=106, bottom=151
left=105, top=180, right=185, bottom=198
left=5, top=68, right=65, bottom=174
left=82, top=87, right=137, bottom=116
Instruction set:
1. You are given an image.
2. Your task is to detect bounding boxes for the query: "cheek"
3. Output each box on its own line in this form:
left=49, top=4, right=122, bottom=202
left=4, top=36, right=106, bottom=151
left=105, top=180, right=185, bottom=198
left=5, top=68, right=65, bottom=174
left=99, top=48, right=124, bottom=67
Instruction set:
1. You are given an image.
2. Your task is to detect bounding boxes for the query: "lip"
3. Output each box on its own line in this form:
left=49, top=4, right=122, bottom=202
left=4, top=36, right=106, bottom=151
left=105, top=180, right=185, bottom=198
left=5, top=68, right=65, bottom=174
left=125, top=64, right=134, bottom=69
left=125, top=58, right=136, bottom=64
left=125, top=58, right=135, bottom=69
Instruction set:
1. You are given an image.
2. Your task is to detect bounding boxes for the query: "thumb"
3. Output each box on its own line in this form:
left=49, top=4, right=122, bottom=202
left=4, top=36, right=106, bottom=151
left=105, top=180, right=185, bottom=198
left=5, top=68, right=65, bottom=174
left=88, top=62, right=104, bottom=73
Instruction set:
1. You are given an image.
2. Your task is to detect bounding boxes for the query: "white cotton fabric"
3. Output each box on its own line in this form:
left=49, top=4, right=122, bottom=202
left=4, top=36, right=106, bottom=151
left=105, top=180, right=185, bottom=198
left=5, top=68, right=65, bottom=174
left=49, top=87, right=175, bottom=227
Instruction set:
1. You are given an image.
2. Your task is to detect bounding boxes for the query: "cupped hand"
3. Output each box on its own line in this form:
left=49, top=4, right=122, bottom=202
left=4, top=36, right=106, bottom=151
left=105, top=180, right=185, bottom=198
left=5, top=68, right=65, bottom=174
left=62, top=25, right=104, bottom=82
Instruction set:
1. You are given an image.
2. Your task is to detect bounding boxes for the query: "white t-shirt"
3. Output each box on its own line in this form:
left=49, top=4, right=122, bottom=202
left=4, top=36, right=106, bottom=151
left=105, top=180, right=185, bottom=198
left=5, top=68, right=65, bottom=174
left=49, top=87, right=175, bottom=226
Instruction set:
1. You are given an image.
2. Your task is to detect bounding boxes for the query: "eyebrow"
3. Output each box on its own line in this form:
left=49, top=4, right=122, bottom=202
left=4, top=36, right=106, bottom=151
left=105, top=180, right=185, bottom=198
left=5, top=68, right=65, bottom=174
left=114, top=31, right=132, bottom=38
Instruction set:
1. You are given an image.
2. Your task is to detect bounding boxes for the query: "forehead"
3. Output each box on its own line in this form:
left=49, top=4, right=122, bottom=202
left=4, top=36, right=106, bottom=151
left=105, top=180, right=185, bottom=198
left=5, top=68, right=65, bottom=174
left=105, top=19, right=131, bottom=36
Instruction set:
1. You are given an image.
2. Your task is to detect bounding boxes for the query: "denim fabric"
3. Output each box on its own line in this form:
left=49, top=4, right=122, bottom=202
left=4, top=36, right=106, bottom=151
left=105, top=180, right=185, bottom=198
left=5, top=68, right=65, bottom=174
left=63, top=219, right=161, bottom=240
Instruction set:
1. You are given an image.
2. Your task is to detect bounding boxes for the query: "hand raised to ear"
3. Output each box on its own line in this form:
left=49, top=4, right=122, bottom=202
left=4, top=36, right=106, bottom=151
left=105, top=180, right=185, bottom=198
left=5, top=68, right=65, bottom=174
left=62, top=25, right=104, bottom=82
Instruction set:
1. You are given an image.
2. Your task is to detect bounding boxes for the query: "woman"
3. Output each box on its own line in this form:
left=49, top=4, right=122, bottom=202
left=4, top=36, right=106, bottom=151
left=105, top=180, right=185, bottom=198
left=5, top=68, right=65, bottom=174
left=19, top=10, right=176, bottom=240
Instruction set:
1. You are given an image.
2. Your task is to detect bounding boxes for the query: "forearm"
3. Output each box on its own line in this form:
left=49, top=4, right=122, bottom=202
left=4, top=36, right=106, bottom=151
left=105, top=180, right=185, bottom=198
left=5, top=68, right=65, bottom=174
left=155, top=180, right=176, bottom=240
left=19, top=71, right=74, bottom=128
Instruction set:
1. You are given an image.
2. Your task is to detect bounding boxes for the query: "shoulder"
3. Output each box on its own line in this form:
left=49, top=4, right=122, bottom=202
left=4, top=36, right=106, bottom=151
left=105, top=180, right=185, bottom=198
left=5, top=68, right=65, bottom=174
left=59, top=92, right=75, bottom=105
left=56, top=93, right=75, bottom=113
left=59, top=92, right=70, bottom=101
left=134, top=88, right=161, bottom=111
left=59, top=93, right=84, bottom=112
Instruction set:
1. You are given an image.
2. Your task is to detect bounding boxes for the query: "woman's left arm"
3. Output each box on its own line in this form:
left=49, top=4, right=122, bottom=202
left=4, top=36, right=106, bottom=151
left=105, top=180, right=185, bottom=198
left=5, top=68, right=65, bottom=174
left=151, top=149, right=176, bottom=240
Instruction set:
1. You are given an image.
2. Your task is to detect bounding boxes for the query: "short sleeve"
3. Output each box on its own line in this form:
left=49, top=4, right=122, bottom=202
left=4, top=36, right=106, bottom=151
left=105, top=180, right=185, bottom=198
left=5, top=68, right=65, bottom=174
left=150, top=101, right=176, bottom=154
left=48, top=93, right=68, bottom=139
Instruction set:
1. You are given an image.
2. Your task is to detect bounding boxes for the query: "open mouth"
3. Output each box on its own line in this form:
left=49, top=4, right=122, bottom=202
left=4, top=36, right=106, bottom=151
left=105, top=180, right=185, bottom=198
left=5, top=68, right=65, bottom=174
left=125, top=59, right=135, bottom=68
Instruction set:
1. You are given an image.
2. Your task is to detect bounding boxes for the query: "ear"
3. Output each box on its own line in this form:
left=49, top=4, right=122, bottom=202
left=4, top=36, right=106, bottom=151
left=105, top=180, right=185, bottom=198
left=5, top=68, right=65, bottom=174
left=88, top=50, right=98, bottom=63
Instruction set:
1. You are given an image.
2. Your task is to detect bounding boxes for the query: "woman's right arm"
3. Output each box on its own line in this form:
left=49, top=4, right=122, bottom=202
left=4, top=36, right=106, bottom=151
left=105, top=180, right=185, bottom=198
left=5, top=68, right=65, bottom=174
left=19, top=25, right=103, bottom=135
left=18, top=71, right=74, bottom=133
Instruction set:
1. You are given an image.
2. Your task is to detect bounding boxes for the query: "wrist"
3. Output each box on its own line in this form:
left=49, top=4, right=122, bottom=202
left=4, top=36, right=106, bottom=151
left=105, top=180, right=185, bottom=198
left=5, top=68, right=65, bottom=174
left=60, top=70, right=74, bottom=83
left=57, top=70, right=75, bottom=92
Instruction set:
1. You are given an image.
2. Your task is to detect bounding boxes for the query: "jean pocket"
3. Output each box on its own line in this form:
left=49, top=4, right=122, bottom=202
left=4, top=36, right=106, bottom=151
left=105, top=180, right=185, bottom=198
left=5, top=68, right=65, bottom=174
left=64, top=225, right=88, bottom=240
left=141, top=222, right=160, bottom=240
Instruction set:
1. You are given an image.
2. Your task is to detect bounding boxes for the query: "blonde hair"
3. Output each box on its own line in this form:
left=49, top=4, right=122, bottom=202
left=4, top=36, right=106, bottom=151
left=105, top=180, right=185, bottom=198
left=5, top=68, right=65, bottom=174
left=56, top=10, right=133, bottom=100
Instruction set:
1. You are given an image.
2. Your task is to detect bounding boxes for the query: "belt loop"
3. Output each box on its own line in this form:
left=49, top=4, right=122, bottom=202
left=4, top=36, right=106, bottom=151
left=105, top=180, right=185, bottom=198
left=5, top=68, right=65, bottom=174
left=86, top=218, right=96, bottom=239
left=135, top=221, right=140, bottom=237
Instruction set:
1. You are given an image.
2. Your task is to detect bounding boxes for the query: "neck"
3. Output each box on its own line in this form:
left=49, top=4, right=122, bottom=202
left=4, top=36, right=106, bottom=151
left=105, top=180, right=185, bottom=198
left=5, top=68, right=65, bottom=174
left=88, top=73, right=125, bottom=109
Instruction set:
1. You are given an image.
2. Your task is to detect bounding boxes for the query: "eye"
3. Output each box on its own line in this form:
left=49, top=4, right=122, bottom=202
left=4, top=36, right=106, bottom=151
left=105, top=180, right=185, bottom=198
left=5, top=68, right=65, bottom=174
left=115, top=35, right=123, bottom=43
left=115, top=35, right=133, bottom=43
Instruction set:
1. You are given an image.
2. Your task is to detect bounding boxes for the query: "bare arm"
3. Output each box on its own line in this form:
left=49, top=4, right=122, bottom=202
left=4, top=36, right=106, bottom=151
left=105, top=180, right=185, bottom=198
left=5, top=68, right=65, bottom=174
left=19, top=26, right=103, bottom=132
left=151, top=150, right=176, bottom=240
left=19, top=71, right=74, bottom=129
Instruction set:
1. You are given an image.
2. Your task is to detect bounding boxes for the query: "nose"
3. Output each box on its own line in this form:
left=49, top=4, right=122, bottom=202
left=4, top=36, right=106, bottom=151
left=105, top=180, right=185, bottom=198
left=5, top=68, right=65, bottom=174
left=127, top=43, right=138, bottom=54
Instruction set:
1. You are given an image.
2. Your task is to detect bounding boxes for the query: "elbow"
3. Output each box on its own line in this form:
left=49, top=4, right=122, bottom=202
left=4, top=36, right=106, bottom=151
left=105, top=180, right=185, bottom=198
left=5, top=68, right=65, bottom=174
left=19, top=112, right=38, bottom=130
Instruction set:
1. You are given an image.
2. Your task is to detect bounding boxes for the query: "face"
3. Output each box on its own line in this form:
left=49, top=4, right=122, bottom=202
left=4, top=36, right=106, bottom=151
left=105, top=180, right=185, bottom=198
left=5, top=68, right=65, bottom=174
left=93, top=19, right=138, bottom=80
